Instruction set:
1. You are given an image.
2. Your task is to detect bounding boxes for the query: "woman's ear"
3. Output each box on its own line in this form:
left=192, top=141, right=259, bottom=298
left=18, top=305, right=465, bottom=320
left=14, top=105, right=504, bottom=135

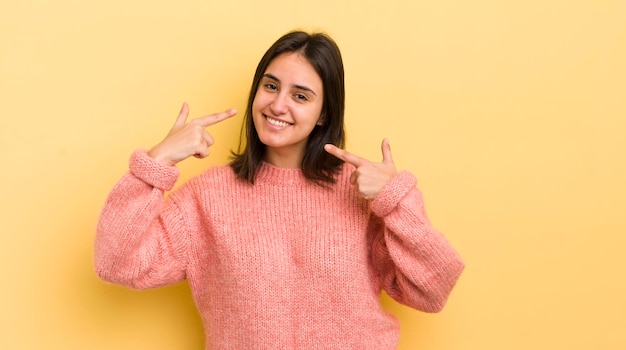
left=316, top=113, right=325, bottom=126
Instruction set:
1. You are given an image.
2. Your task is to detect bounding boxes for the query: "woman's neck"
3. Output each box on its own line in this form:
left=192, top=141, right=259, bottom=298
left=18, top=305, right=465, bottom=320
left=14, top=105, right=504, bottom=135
left=263, top=148, right=304, bottom=168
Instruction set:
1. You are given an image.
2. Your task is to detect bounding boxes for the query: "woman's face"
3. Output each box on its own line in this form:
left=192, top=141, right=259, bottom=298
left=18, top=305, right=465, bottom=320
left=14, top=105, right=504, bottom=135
left=252, top=52, right=324, bottom=167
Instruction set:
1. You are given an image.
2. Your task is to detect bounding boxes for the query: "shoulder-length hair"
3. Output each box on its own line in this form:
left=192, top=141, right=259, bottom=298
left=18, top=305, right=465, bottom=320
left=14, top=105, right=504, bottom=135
left=230, top=30, right=346, bottom=185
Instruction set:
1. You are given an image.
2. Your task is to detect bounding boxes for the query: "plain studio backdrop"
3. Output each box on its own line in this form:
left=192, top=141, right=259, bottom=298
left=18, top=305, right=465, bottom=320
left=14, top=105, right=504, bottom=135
left=1, top=0, right=624, bottom=349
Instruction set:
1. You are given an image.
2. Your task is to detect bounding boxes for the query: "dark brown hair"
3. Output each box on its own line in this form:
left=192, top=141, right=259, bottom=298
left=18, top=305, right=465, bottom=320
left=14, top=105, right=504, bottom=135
left=230, top=30, right=346, bottom=185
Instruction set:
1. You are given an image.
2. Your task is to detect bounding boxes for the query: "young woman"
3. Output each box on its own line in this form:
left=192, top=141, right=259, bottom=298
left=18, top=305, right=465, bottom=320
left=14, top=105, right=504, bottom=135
left=95, top=30, right=464, bottom=349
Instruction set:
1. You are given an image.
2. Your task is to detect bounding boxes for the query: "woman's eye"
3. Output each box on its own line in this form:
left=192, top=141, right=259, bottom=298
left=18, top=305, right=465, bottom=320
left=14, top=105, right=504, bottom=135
left=264, top=83, right=277, bottom=90
left=294, top=93, right=308, bottom=101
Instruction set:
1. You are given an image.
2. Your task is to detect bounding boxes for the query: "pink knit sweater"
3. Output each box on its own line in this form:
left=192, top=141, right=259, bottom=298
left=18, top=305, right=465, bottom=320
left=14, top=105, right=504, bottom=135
left=95, top=149, right=464, bottom=349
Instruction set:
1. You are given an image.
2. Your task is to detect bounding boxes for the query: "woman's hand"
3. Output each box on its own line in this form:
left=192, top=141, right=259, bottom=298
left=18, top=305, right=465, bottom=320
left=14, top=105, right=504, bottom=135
left=324, top=139, right=398, bottom=200
left=148, top=103, right=237, bottom=166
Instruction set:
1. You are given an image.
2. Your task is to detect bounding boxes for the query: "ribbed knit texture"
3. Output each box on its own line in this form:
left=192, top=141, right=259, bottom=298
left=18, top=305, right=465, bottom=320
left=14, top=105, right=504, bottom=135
left=95, top=149, right=464, bottom=350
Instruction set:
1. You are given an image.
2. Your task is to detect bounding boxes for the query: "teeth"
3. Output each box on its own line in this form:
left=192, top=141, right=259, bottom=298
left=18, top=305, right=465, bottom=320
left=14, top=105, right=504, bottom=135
left=267, top=117, right=291, bottom=127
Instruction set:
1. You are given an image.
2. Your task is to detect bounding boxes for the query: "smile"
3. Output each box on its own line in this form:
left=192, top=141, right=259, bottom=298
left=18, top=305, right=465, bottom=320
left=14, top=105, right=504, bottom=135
left=265, top=115, right=293, bottom=127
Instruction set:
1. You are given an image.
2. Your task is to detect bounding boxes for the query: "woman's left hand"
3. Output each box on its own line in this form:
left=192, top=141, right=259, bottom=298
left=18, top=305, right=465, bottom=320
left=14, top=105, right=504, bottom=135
left=324, top=139, right=398, bottom=200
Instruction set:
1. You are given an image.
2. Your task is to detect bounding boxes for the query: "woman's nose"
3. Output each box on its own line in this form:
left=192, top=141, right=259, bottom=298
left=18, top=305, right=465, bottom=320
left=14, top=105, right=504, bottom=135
left=270, top=93, right=288, bottom=115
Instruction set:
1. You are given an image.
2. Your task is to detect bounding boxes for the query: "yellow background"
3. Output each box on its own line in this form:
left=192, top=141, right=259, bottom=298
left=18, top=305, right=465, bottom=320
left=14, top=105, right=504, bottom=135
left=2, top=0, right=625, bottom=349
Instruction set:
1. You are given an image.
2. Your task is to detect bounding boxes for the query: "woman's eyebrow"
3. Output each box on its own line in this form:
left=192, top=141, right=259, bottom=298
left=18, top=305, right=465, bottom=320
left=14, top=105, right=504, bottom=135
left=263, top=73, right=317, bottom=96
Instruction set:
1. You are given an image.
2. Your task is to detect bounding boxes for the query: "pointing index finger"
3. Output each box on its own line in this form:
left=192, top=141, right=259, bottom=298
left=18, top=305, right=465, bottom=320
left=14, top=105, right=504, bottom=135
left=197, top=108, right=238, bottom=127
left=324, top=144, right=367, bottom=167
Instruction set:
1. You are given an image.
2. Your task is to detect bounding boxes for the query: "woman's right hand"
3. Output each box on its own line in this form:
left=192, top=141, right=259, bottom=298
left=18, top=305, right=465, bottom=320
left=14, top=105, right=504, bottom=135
left=148, top=103, right=238, bottom=166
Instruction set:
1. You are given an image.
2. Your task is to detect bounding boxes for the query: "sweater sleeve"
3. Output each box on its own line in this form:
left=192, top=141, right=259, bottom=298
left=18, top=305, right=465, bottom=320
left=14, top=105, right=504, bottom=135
left=94, top=149, right=190, bottom=290
left=369, top=171, right=464, bottom=313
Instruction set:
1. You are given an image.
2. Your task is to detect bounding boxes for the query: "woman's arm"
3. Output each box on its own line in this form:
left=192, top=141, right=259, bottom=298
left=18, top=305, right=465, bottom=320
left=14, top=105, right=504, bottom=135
left=369, top=171, right=464, bottom=312
left=95, top=104, right=236, bottom=289
left=94, top=150, right=189, bottom=289
left=326, top=139, right=464, bottom=311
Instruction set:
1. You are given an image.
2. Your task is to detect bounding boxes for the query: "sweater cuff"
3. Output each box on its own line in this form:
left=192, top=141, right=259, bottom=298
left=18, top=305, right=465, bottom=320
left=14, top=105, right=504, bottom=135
left=129, top=149, right=180, bottom=191
left=370, top=170, right=418, bottom=217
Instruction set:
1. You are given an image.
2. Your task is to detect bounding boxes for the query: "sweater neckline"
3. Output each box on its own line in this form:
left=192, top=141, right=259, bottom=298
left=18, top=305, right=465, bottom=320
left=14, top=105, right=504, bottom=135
left=255, top=161, right=309, bottom=186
